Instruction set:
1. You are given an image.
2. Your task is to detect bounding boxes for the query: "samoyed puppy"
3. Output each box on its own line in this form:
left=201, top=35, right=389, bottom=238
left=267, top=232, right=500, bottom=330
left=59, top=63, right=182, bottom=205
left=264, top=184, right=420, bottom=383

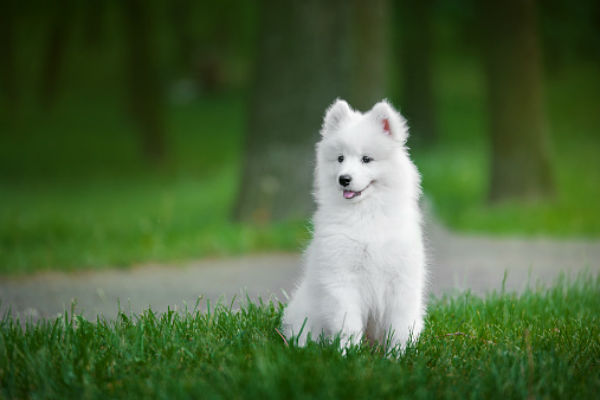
left=282, top=99, right=426, bottom=350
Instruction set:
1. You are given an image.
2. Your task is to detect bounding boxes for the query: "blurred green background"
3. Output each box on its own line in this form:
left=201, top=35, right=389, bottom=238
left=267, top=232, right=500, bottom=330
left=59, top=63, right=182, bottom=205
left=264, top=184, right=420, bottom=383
left=1, top=0, right=599, bottom=274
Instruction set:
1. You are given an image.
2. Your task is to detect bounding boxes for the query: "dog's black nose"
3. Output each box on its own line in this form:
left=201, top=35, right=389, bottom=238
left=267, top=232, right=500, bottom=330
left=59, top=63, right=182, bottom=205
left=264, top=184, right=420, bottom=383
left=339, top=175, right=352, bottom=187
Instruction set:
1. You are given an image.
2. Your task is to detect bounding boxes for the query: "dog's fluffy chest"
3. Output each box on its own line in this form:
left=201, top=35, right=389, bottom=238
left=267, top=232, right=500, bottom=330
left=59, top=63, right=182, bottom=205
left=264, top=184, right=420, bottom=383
left=312, top=216, right=421, bottom=276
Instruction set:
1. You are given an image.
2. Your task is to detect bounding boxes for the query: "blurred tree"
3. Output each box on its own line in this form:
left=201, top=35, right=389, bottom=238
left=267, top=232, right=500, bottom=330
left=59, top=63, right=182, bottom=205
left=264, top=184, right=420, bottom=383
left=40, top=0, right=74, bottom=108
left=169, top=0, right=194, bottom=74
left=540, top=0, right=600, bottom=72
left=169, top=0, right=226, bottom=93
left=83, top=0, right=105, bottom=47
left=122, top=0, right=167, bottom=163
left=0, top=0, right=18, bottom=115
left=234, top=0, right=352, bottom=223
left=482, top=0, right=554, bottom=202
left=194, top=2, right=239, bottom=94
left=350, top=0, right=389, bottom=111
left=396, top=0, right=438, bottom=146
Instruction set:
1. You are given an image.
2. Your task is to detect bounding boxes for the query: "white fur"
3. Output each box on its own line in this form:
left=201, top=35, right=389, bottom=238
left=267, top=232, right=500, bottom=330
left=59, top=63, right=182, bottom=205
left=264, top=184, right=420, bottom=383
left=282, top=99, right=426, bottom=350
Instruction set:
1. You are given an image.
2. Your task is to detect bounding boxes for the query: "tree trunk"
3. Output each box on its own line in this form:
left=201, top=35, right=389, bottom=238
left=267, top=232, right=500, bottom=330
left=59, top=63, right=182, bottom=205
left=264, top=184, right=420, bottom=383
left=234, top=0, right=352, bottom=223
left=83, top=0, right=105, bottom=47
left=40, top=0, right=74, bottom=108
left=482, top=0, right=554, bottom=202
left=0, top=0, right=18, bottom=115
left=169, top=0, right=194, bottom=72
left=122, top=0, right=167, bottom=163
left=349, top=0, right=389, bottom=111
left=397, top=0, right=437, bottom=146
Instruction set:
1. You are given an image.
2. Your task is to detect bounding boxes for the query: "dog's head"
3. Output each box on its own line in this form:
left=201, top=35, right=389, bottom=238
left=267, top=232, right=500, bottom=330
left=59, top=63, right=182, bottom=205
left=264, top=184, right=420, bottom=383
left=315, top=99, right=414, bottom=205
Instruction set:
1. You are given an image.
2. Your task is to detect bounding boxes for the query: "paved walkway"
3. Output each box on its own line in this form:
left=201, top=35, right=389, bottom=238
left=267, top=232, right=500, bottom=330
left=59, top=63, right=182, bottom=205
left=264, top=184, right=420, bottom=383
left=1, top=223, right=599, bottom=321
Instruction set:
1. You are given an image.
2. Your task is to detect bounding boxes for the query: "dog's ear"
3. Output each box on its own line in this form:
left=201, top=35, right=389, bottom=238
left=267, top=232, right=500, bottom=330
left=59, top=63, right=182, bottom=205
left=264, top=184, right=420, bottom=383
left=369, top=100, right=409, bottom=143
left=321, top=98, right=352, bottom=136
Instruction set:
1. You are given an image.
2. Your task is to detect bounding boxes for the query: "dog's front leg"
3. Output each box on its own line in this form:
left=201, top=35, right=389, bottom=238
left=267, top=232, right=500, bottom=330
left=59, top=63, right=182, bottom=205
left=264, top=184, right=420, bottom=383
left=322, top=289, right=365, bottom=350
left=336, top=309, right=364, bottom=350
left=385, top=299, right=424, bottom=351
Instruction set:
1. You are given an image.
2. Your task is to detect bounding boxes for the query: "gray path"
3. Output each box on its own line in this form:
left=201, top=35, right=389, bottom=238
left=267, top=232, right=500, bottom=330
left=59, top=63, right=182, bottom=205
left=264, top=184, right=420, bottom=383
left=1, top=223, right=599, bottom=321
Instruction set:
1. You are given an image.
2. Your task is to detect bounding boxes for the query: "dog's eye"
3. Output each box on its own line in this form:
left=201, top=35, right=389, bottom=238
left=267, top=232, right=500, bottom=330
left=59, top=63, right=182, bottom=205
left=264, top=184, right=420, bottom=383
left=362, top=155, right=373, bottom=163
left=337, top=155, right=344, bottom=163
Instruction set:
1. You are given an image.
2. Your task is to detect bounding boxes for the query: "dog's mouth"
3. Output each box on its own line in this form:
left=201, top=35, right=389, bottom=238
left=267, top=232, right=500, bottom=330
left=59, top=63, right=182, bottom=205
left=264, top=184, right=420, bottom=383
left=343, top=190, right=361, bottom=199
left=342, top=182, right=372, bottom=200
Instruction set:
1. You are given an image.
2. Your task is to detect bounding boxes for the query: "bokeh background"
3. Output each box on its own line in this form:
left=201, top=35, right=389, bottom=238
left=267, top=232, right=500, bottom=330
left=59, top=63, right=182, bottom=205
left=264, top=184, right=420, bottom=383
left=1, top=0, right=599, bottom=275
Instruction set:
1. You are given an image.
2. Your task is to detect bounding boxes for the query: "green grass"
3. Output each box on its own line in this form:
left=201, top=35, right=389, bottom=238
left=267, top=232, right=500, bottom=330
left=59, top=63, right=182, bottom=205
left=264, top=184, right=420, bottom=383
left=0, top=168, right=308, bottom=274
left=2, top=276, right=599, bottom=399
left=415, top=142, right=600, bottom=236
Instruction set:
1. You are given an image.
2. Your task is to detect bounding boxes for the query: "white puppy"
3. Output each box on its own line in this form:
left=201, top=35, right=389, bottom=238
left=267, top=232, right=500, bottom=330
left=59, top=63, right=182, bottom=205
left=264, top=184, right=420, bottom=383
left=282, top=99, right=426, bottom=350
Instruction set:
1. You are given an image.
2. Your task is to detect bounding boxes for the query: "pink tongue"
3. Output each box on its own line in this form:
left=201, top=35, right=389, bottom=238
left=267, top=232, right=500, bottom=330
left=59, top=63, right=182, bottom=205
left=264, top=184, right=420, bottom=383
left=343, top=190, right=358, bottom=199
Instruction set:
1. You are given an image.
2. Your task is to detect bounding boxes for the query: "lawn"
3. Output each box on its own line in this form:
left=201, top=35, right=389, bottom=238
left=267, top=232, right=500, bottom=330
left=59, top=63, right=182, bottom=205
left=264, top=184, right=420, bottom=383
left=1, top=64, right=599, bottom=274
left=0, top=168, right=307, bottom=275
left=1, top=275, right=598, bottom=398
